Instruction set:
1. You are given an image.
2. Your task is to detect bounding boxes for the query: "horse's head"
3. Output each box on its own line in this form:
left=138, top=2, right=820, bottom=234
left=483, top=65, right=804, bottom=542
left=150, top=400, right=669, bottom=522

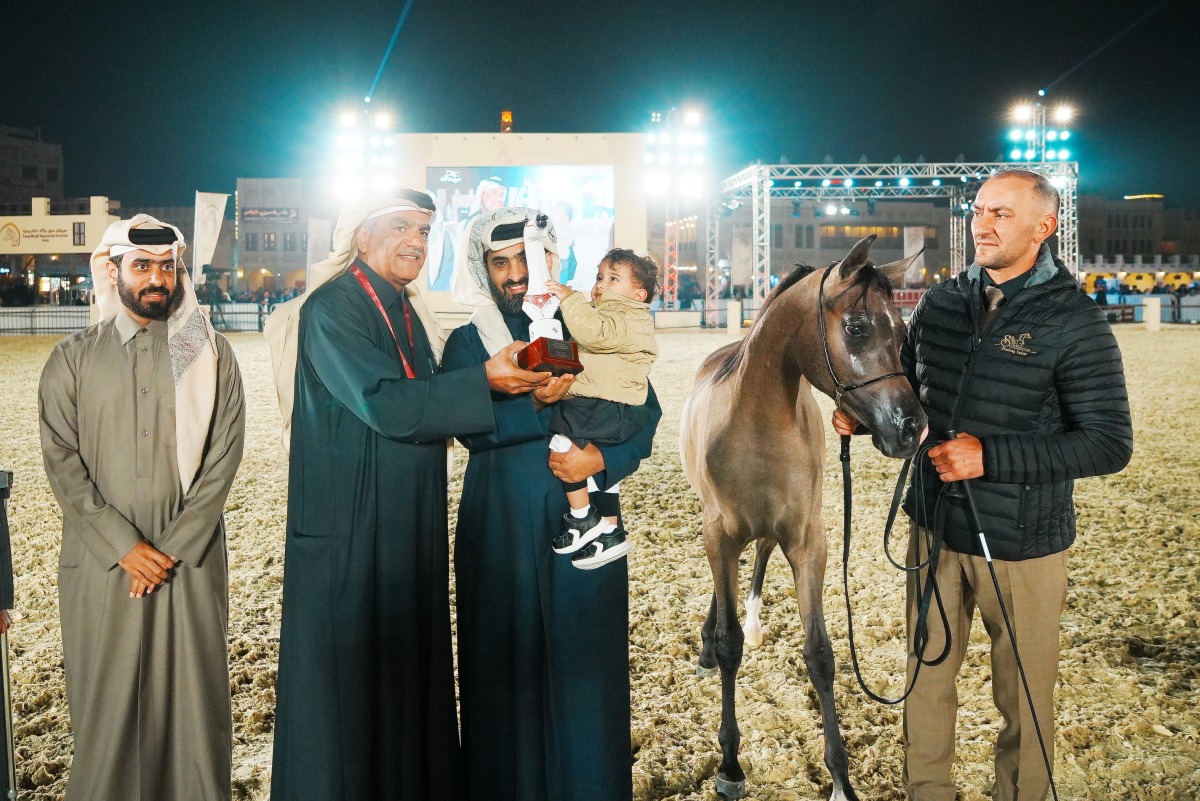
left=814, top=235, right=927, bottom=458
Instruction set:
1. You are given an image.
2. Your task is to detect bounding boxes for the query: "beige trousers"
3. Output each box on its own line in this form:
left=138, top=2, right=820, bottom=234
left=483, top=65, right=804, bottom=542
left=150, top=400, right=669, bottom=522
left=902, top=524, right=1068, bottom=801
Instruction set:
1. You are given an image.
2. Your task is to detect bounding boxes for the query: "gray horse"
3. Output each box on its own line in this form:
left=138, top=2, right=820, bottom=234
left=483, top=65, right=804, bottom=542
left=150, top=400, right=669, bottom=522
left=679, top=235, right=928, bottom=800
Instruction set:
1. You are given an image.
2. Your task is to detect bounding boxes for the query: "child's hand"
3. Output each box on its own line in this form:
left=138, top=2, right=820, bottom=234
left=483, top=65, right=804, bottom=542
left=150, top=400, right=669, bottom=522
left=545, top=279, right=573, bottom=300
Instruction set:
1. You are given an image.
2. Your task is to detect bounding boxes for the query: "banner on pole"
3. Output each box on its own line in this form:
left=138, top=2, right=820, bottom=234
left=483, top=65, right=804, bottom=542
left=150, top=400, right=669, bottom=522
left=903, top=227, right=928, bottom=288
left=193, top=192, right=229, bottom=286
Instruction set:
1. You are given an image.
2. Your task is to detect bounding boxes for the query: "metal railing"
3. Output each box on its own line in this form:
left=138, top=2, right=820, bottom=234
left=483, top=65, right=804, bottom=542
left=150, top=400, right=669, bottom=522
left=0, top=306, right=91, bottom=335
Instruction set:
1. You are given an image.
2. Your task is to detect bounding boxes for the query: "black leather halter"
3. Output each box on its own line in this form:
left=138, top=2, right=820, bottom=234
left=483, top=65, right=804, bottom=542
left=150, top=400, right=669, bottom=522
left=816, top=265, right=906, bottom=407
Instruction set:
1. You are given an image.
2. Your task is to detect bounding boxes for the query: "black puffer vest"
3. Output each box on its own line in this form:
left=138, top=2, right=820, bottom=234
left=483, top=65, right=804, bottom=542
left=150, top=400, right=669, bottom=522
left=902, top=245, right=1133, bottom=561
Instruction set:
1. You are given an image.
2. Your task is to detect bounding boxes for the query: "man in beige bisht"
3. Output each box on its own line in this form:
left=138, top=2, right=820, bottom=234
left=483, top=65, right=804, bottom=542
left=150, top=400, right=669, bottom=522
left=39, top=214, right=246, bottom=801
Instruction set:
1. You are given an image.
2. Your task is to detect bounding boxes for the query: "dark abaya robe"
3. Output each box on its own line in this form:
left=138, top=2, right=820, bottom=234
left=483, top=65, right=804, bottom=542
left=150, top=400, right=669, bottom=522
left=442, top=311, right=661, bottom=801
left=271, top=263, right=494, bottom=801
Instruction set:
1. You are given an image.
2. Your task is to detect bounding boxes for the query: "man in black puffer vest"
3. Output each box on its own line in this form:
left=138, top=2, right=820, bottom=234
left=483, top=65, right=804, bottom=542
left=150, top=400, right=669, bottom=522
left=835, top=168, right=1132, bottom=801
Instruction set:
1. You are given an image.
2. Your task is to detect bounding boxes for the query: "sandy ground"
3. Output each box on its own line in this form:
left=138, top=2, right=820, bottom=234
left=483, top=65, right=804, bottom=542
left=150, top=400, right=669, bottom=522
left=0, top=325, right=1197, bottom=800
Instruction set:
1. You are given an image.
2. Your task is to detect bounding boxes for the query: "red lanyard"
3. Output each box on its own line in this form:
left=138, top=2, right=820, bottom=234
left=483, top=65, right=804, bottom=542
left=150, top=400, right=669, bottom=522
left=350, top=264, right=417, bottom=379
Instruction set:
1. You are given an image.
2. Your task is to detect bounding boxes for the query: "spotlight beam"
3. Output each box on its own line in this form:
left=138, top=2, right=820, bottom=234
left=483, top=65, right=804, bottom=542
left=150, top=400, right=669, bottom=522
left=364, top=0, right=416, bottom=103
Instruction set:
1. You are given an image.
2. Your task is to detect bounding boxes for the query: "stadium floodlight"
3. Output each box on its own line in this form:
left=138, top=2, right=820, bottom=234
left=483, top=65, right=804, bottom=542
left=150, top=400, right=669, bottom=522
left=679, top=173, right=703, bottom=197
left=645, top=171, right=670, bottom=195
left=875, top=180, right=884, bottom=187
left=1058, top=148, right=1070, bottom=160
left=1004, top=97, right=1078, bottom=162
left=931, top=179, right=942, bottom=187
left=825, top=204, right=838, bottom=215
left=844, top=179, right=854, bottom=187
left=646, top=105, right=710, bottom=308
left=899, top=177, right=911, bottom=187
left=332, top=101, right=397, bottom=199
left=821, top=179, right=832, bottom=187
left=1012, top=103, right=1035, bottom=122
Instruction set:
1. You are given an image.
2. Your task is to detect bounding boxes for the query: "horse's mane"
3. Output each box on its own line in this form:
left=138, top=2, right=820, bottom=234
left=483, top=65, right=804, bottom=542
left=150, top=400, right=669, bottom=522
left=711, top=263, right=816, bottom=384
left=710, top=260, right=894, bottom=385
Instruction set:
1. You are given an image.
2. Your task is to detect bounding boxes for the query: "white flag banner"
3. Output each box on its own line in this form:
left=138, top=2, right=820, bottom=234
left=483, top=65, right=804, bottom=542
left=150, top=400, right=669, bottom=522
left=193, top=192, right=229, bottom=286
left=903, top=226, right=927, bottom=288
left=306, top=217, right=332, bottom=287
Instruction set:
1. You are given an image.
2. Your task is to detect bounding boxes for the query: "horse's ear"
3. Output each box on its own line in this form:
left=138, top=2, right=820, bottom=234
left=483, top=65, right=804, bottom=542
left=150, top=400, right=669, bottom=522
left=876, top=248, right=926, bottom=284
left=837, top=234, right=877, bottom=279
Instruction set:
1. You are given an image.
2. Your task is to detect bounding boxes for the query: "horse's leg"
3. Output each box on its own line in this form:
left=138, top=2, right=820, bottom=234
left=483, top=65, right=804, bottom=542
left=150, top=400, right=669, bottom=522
left=698, top=592, right=718, bottom=677
left=706, top=528, right=748, bottom=800
left=783, top=535, right=859, bottom=801
left=744, top=538, right=775, bottom=647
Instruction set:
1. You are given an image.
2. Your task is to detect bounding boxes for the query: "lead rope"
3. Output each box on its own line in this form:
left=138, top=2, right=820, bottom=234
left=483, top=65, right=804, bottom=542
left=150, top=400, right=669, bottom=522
left=957, top=477, right=1060, bottom=801
left=840, top=436, right=951, bottom=705
left=840, top=433, right=1059, bottom=798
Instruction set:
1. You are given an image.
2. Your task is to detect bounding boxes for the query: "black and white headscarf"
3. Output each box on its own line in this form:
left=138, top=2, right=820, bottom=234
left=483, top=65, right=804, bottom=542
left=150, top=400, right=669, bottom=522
left=90, top=215, right=215, bottom=493
left=452, top=207, right=558, bottom=356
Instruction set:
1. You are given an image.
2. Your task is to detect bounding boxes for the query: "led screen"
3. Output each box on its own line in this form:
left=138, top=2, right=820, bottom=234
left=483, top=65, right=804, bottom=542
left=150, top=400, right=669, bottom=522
left=424, top=165, right=615, bottom=293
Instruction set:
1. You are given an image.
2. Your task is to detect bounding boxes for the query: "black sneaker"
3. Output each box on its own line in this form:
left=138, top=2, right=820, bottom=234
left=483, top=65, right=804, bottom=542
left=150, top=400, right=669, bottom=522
left=571, top=527, right=632, bottom=570
left=552, top=507, right=606, bottom=554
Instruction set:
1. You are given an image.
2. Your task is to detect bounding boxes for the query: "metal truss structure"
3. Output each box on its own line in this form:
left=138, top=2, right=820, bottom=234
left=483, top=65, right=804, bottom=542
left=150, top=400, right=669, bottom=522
left=662, top=196, right=679, bottom=305
left=703, top=204, right=720, bottom=326
left=710, top=161, right=1078, bottom=314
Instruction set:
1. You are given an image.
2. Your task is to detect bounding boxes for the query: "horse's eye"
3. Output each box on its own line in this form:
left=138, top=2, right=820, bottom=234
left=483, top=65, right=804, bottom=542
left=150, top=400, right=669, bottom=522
left=844, top=323, right=866, bottom=337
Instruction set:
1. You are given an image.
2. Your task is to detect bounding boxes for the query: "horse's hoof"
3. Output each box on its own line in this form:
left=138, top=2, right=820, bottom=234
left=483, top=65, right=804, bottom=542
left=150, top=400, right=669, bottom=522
left=696, top=663, right=717, bottom=678
left=743, top=626, right=764, bottom=648
left=715, top=774, right=747, bottom=800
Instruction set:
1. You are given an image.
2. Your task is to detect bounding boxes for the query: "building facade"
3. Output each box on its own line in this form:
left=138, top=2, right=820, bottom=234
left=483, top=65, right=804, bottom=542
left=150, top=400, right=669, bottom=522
left=0, top=125, right=64, bottom=207
left=0, top=196, right=117, bottom=305
left=715, top=197, right=952, bottom=293
left=235, top=178, right=310, bottom=295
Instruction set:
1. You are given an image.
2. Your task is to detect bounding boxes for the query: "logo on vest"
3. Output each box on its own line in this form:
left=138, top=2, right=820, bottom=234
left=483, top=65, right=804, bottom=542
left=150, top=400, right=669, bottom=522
left=999, top=332, right=1036, bottom=356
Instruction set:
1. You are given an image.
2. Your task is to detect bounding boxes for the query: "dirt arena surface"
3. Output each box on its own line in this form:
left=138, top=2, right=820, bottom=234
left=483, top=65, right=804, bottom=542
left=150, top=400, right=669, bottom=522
left=1, top=326, right=1196, bottom=800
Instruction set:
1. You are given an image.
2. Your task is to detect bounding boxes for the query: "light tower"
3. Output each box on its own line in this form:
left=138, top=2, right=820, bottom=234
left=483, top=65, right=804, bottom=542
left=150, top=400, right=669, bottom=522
left=644, top=106, right=707, bottom=308
left=1005, top=92, right=1076, bottom=163
left=330, top=104, right=398, bottom=200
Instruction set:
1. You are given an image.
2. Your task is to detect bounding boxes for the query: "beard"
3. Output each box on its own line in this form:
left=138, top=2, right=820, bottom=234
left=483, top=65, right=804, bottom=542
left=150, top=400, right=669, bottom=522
left=490, top=281, right=526, bottom=315
left=117, top=272, right=184, bottom=321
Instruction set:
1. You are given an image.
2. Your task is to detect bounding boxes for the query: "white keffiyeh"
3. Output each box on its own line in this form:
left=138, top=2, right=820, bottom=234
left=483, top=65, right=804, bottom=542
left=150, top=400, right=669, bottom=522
left=451, top=207, right=559, bottom=356
left=90, top=214, right=216, bottom=494
left=263, top=190, right=444, bottom=451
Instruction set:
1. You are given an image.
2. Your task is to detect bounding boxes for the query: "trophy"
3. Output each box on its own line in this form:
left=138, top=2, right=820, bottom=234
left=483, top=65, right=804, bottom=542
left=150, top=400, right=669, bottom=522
left=516, top=215, right=584, bottom=376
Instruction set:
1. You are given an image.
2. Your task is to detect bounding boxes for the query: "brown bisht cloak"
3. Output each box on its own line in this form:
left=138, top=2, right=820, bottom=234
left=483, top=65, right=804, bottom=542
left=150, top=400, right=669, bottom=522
left=40, top=314, right=245, bottom=801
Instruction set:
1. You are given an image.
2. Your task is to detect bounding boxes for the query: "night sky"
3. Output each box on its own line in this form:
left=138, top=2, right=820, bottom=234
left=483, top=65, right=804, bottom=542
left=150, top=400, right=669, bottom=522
left=5, top=0, right=1197, bottom=208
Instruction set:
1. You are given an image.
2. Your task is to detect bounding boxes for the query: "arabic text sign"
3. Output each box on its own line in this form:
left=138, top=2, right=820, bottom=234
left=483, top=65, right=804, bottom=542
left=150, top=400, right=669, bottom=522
left=242, top=207, right=299, bottom=224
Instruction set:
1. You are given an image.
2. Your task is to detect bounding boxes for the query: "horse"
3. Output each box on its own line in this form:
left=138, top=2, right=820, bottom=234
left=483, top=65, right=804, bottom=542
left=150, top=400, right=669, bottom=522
left=679, top=234, right=928, bottom=801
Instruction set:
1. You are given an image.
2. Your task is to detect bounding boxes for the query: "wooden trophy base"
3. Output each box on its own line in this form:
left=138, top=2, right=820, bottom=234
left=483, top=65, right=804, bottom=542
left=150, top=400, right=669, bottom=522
left=517, top=337, right=584, bottom=376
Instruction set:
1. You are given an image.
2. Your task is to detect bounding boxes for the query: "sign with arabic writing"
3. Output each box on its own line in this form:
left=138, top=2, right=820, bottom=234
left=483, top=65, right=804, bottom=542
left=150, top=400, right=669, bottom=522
left=242, top=207, right=299, bottom=224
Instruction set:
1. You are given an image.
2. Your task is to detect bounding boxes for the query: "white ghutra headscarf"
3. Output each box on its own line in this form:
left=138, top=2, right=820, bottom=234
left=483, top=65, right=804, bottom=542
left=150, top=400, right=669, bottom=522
left=452, top=206, right=559, bottom=356
left=263, top=189, right=444, bottom=451
left=90, top=214, right=216, bottom=494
